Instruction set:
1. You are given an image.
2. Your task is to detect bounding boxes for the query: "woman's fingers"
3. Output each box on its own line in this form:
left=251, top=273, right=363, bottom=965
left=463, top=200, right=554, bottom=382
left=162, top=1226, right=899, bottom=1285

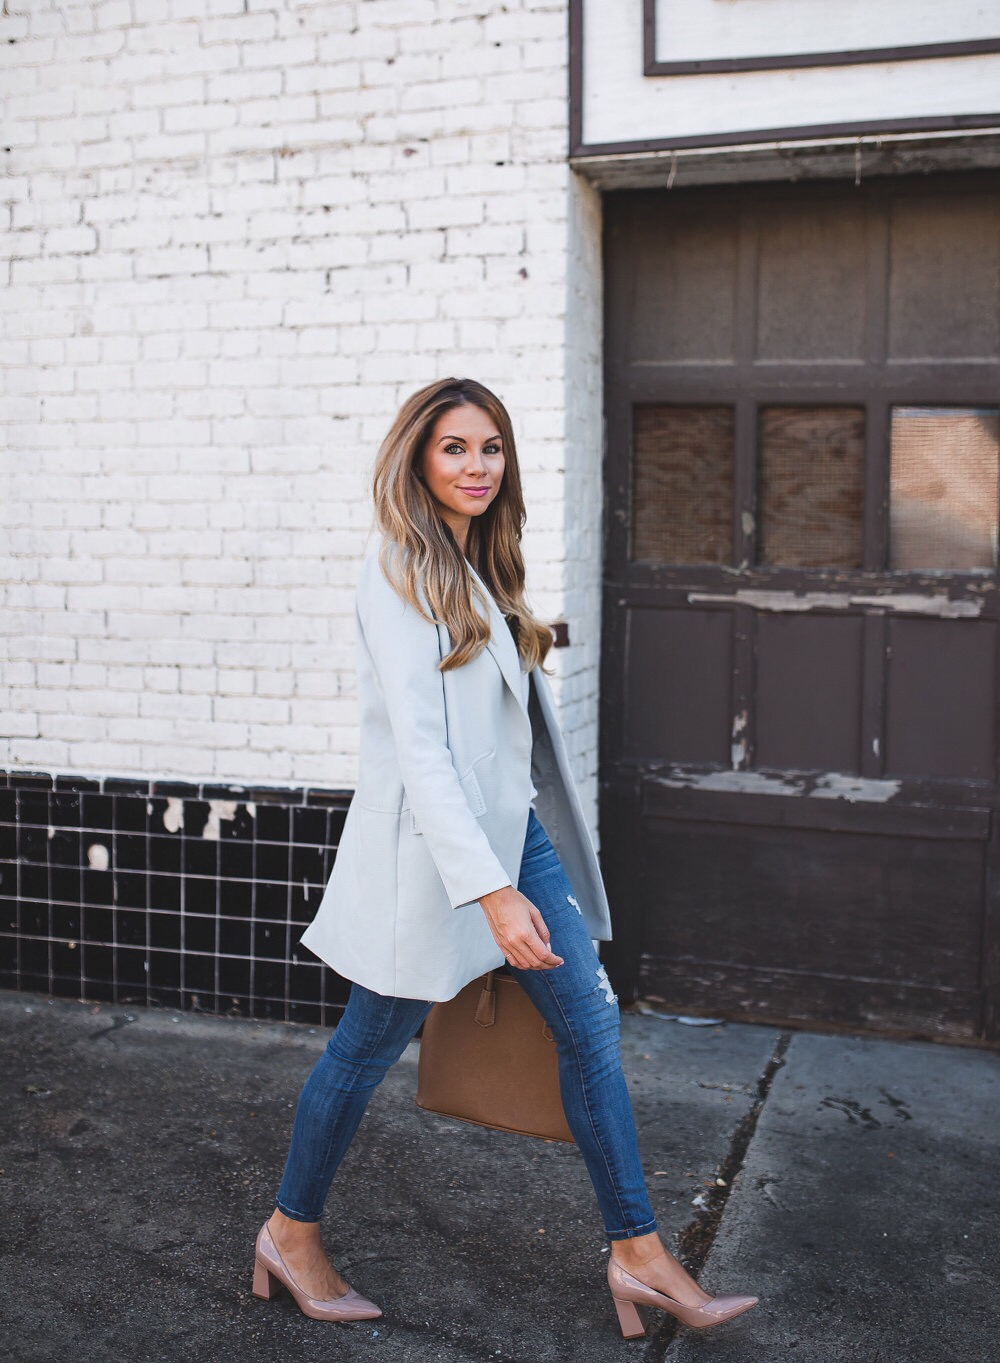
left=529, top=904, right=551, bottom=945
left=509, top=920, right=563, bottom=971
left=479, top=887, right=563, bottom=970
left=526, top=905, right=562, bottom=968
left=502, top=932, right=551, bottom=969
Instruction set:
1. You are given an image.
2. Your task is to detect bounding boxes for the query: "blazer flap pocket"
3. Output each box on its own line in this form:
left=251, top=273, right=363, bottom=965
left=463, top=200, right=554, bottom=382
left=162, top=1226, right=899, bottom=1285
left=409, top=750, right=492, bottom=835
left=460, top=765, right=486, bottom=818
left=410, top=774, right=485, bottom=835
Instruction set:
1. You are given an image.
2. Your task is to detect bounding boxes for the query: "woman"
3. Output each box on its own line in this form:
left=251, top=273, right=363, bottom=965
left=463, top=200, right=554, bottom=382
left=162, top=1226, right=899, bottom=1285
left=251, top=378, right=758, bottom=1339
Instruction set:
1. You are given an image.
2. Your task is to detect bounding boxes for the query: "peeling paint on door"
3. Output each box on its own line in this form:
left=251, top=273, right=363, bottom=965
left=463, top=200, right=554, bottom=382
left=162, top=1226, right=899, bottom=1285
left=687, top=589, right=983, bottom=618
left=730, top=708, right=748, bottom=769
left=654, top=767, right=902, bottom=803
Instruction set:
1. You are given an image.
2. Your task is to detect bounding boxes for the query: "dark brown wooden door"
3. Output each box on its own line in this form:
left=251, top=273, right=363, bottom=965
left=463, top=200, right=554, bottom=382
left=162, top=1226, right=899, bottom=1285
left=600, top=172, right=1000, bottom=1043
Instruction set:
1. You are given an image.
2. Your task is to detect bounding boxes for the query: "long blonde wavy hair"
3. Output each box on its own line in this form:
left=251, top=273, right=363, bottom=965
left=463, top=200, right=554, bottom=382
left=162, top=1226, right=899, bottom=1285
left=372, top=377, right=554, bottom=673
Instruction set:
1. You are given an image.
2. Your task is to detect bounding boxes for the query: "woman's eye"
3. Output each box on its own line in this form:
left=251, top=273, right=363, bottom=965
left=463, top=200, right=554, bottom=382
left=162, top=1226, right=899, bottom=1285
left=444, top=443, right=502, bottom=456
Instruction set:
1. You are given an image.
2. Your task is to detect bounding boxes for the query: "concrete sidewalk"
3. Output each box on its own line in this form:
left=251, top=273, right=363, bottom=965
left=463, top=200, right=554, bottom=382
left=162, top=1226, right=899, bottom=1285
left=1, top=991, right=997, bottom=1363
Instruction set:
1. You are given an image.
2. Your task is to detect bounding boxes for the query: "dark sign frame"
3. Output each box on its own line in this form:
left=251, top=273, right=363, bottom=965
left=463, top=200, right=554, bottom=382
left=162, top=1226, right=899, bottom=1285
left=569, top=0, right=1000, bottom=156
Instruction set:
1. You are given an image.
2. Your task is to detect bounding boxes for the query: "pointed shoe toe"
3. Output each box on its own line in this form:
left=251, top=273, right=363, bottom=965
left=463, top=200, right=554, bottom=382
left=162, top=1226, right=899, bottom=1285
left=252, top=1221, right=383, bottom=1323
left=697, top=1292, right=759, bottom=1323
left=300, top=1286, right=383, bottom=1323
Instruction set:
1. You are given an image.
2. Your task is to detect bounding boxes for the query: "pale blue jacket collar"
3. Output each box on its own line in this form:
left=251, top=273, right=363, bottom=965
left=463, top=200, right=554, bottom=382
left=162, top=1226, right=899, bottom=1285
left=463, top=556, right=528, bottom=705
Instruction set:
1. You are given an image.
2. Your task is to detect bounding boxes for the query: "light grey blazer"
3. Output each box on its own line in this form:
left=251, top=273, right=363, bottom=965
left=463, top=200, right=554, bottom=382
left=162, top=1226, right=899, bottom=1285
left=299, top=535, right=613, bottom=1002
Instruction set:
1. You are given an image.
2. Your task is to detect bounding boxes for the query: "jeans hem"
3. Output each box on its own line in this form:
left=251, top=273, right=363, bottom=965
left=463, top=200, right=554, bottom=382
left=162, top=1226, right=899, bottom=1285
left=605, top=1218, right=659, bottom=1242
left=274, top=1198, right=321, bottom=1224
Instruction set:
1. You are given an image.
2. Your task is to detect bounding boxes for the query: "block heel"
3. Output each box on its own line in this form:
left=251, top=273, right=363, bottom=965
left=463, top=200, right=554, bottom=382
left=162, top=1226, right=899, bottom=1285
left=252, top=1258, right=281, bottom=1301
left=613, top=1295, right=650, bottom=1339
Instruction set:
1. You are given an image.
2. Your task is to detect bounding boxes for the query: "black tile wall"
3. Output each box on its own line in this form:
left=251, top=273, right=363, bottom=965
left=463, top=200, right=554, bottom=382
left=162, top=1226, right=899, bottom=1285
left=0, top=769, right=354, bottom=1025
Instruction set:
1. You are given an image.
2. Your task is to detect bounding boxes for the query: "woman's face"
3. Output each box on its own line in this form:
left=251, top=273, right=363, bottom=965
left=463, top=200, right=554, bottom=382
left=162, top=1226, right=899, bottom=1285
left=418, top=402, right=506, bottom=548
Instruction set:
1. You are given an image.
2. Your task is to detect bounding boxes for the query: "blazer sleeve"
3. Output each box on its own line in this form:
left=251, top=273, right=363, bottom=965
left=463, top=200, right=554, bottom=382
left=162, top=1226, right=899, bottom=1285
left=357, top=550, right=513, bottom=910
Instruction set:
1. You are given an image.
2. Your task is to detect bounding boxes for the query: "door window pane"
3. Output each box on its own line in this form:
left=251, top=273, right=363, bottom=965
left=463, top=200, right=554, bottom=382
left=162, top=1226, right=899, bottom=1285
left=631, top=405, right=734, bottom=564
left=889, top=406, right=999, bottom=571
left=757, top=406, right=865, bottom=568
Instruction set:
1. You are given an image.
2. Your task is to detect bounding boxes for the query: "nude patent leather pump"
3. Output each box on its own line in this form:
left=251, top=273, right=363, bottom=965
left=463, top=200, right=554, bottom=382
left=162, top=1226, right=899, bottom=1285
left=607, top=1256, right=758, bottom=1338
left=252, top=1221, right=382, bottom=1323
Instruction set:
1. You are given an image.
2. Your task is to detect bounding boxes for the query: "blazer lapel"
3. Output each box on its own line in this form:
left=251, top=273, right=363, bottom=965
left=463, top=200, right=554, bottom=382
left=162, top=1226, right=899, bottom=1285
left=465, top=560, right=526, bottom=704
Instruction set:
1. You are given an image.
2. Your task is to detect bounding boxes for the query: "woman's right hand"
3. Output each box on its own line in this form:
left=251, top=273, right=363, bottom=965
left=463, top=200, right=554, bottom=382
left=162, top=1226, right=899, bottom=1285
left=478, top=885, right=564, bottom=970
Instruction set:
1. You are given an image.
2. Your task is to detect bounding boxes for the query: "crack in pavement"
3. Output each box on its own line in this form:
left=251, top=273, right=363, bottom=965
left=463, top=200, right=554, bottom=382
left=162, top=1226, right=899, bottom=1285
left=643, top=1030, right=792, bottom=1362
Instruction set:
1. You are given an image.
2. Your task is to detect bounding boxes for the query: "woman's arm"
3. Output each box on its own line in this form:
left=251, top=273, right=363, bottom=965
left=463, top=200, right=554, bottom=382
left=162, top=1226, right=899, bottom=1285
left=357, top=550, right=513, bottom=910
left=359, top=547, right=564, bottom=965
left=358, top=551, right=561, bottom=968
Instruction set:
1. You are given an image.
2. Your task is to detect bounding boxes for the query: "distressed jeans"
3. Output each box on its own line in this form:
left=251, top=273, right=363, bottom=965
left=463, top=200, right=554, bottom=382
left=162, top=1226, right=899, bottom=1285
left=274, top=808, right=658, bottom=1241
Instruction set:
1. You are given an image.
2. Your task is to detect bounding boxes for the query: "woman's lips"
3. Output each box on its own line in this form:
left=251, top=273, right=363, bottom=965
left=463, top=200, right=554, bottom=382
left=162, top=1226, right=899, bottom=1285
left=458, top=486, right=490, bottom=498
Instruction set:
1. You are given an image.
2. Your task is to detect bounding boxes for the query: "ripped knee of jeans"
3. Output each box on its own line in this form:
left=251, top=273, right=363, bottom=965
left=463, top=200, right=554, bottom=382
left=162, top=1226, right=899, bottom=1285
left=595, top=963, right=617, bottom=1005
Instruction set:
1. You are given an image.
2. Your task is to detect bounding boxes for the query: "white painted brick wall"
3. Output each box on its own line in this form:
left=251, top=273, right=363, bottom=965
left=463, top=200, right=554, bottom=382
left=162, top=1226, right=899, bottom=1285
left=1, top=0, right=605, bottom=837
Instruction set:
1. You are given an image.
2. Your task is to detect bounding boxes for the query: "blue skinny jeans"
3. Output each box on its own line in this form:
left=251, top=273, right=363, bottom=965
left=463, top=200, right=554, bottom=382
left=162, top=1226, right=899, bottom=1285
left=274, top=807, right=658, bottom=1242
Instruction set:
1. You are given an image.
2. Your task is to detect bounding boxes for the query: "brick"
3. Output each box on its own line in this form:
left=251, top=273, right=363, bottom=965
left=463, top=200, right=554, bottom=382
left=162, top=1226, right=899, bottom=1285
left=163, top=103, right=236, bottom=133
left=284, top=61, right=363, bottom=96
left=240, top=35, right=316, bottom=68
left=1, top=228, right=43, bottom=258
left=367, top=0, right=437, bottom=25
left=7, top=86, right=75, bottom=120
left=199, top=13, right=276, bottom=45
left=407, top=193, right=484, bottom=230
left=67, top=28, right=130, bottom=59
left=206, top=68, right=282, bottom=102
left=483, top=9, right=565, bottom=43
left=9, top=738, right=71, bottom=766
left=0, top=34, right=55, bottom=67
left=239, top=94, right=317, bottom=127
left=95, top=0, right=133, bottom=30
left=11, top=255, right=79, bottom=286
left=446, top=222, right=524, bottom=256
left=45, top=226, right=98, bottom=256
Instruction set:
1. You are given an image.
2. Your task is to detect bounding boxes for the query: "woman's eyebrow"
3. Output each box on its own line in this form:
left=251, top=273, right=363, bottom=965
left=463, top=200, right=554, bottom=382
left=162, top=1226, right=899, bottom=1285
left=438, top=433, right=502, bottom=444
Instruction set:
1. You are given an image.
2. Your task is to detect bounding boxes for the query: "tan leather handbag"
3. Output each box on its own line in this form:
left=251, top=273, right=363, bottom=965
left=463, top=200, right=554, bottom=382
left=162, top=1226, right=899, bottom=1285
left=416, top=970, right=575, bottom=1143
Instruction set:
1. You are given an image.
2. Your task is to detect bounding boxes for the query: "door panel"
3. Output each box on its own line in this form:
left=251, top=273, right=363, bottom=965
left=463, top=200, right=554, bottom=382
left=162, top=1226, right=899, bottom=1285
left=625, top=207, right=740, bottom=363
left=624, top=608, right=732, bottom=764
left=755, top=199, right=869, bottom=361
left=884, top=619, right=996, bottom=780
left=755, top=614, right=864, bottom=773
left=640, top=820, right=986, bottom=986
left=634, top=785, right=990, bottom=1038
left=887, top=193, right=1000, bottom=360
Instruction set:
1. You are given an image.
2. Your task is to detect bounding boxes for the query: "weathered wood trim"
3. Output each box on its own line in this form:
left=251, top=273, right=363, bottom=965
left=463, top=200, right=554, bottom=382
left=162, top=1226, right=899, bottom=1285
left=606, top=573, right=998, bottom=612
left=641, top=776, right=992, bottom=837
left=639, top=956, right=987, bottom=1044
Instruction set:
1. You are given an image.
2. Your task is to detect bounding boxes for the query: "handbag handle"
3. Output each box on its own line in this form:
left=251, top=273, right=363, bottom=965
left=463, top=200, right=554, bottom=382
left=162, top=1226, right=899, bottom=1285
left=475, top=971, right=497, bottom=1027
left=473, top=971, right=555, bottom=1043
